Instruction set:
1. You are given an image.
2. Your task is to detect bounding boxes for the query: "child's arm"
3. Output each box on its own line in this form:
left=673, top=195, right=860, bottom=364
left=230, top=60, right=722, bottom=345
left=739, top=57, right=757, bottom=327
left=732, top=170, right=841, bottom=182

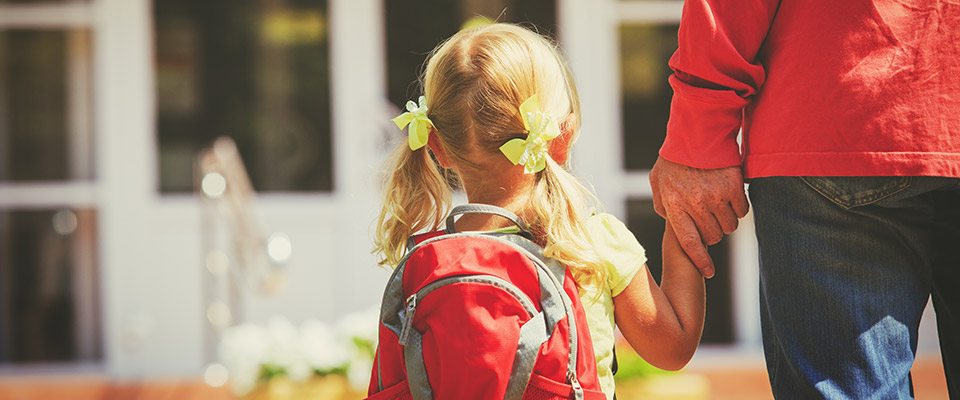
left=612, top=220, right=707, bottom=371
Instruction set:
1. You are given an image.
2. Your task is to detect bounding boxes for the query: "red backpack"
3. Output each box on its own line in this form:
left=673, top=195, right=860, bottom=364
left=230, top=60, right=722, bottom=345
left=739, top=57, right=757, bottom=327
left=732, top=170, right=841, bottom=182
left=366, top=204, right=606, bottom=400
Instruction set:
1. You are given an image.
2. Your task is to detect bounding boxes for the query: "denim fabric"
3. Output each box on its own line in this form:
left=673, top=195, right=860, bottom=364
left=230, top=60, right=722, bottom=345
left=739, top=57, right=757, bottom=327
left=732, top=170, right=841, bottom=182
left=749, top=176, right=960, bottom=399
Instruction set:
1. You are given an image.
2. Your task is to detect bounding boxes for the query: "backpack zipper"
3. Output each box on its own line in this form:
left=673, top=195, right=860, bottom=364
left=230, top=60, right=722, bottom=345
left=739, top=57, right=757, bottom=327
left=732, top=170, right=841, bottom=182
left=397, top=293, right=418, bottom=346
left=568, top=371, right=584, bottom=400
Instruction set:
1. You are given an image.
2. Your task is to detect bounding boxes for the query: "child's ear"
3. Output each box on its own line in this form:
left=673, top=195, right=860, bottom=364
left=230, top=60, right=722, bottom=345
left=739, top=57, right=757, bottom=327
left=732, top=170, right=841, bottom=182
left=427, top=130, right=453, bottom=168
left=549, top=112, right=577, bottom=166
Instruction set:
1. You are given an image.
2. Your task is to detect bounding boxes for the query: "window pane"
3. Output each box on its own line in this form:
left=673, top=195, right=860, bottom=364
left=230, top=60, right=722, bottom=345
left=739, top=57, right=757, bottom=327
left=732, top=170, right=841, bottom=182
left=155, top=0, right=332, bottom=192
left=620, top=24, right=678, bottom=171
left=386, top=0, right=557, bottom=110
left=0, top=209, right=101, bottom=362
left=0, top=30, right=95, bottom=181
left=626, top=199, right=734, bottom=344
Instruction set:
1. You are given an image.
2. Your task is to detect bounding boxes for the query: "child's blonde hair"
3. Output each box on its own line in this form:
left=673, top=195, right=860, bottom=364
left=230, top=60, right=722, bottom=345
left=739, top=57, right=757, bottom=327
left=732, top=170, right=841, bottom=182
left=374, top=23, right=605, bottom=289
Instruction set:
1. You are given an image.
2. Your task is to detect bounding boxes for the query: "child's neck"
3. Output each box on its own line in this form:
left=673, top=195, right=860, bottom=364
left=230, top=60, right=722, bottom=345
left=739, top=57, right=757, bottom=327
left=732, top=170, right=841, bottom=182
left=456, top=177, right=533, bottom=232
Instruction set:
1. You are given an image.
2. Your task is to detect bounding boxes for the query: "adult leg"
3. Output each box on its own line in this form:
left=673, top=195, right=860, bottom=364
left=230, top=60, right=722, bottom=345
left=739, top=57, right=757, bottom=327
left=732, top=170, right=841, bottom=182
left=749, top=177, right=937, bottom=399
left=929, top=181, right=960, bottom=396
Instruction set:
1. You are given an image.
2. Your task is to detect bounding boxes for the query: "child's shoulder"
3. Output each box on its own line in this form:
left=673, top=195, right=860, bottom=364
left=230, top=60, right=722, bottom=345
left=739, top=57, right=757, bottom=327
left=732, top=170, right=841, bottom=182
left=584, top=212, right=634, bottom=242
left=583, top=212, right=647, bottom=290
left=584, top=212, right=643, bottom=258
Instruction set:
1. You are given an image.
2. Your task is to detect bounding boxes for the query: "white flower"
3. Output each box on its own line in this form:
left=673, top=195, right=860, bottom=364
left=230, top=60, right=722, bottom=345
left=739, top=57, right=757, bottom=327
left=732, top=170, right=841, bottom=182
left=336, top=307, right=379, bottom=351
left=300, top=319, right=350, bottom=373
left=217, top=312, right=378, bottom=394
left=228, top=364, right=261, bottom=396
left=285, top=358, right=313, bottom=382
left=337, top=307, right=379, bottom=390
left=347, top=357, right=373, bottom=390
left=263, top=316, right=303, bottom=374
left=218, top=323, right=268, bottom=395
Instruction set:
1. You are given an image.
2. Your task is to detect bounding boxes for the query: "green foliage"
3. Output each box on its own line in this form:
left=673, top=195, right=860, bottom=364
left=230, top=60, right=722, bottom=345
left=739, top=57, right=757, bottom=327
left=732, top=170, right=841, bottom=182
left=613, top=349, right=675, bottom=382
left=353, top=337, right=376, bottom=359
left=317, top=366, right=349, bottom=376
left=260, top=364, right=288, bottom=381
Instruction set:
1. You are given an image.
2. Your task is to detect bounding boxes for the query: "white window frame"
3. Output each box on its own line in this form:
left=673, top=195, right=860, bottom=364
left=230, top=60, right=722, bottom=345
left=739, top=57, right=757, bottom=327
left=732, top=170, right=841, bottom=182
left=0, top=0, right=390, bottom=378
left=0, top=0, right=102, bottom=374
left=92, top=0, right=389, bottom=377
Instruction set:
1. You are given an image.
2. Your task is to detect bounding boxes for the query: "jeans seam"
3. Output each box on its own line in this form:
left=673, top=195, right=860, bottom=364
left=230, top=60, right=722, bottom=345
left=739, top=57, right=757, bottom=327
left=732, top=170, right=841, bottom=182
left=798, top=176, right=913, bottom=209
left=769, top=336, right=781, bottom=393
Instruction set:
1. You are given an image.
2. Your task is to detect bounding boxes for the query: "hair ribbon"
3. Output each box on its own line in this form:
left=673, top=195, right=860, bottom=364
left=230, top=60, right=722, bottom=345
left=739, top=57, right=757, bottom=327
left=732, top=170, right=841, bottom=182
left=499, top=94, right=561, bottom=173
left=392, top=96, right=435, bottom=150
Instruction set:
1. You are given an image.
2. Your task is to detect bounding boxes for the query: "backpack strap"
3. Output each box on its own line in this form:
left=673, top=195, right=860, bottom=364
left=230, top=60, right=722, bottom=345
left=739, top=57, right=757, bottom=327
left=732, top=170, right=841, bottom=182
left=403, top=330, right=433, bottom=400
left=494, top=234, right=583, bottom=396
left=504, top=311, right=550, bottom=398
left=406, top=231, right=445, bottom=252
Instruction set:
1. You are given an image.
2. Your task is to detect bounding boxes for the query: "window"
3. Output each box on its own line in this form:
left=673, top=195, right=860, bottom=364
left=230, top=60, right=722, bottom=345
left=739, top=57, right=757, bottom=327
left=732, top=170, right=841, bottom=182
left=155, top=0, right=332, bottom=193
left=625, top=199, right=734, bottom=344
left=385, top=0, right=557, bottom=110
left=619, top=24, right=677, bottom=171
left=0, top=23, right=100, bottom=363
left=0, top=30, right=94, bottom=182
left=0, top=209, right=100, bottom=362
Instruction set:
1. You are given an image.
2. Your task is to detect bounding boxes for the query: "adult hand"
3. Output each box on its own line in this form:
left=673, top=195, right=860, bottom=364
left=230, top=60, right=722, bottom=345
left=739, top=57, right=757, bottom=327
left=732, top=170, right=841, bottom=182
left=649, top=156, right=749, bottom=278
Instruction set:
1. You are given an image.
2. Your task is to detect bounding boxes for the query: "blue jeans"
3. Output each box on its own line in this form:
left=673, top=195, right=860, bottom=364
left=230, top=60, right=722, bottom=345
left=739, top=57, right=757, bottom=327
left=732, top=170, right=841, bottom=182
left=749, top=176, right=960, bottom=399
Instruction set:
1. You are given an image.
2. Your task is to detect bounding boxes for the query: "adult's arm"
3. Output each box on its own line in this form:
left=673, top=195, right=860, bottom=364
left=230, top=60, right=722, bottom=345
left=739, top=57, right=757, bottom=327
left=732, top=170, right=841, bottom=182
left=650, top=0, right=780, bottom=275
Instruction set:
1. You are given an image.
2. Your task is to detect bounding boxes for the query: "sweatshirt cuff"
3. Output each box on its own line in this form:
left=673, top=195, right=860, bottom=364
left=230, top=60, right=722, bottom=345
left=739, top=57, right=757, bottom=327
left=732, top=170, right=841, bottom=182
left=660, top=74, right=748, bottom=169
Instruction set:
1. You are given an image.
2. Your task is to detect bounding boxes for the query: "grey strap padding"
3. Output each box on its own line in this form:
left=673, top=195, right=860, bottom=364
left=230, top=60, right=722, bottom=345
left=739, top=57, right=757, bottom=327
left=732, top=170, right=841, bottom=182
left=494, top=233, right=567, bottom=338
left=490, top=234, right=580, bottom=380
left=495, top=234, right=568, bottom=288
left=444, top=204, right=529, bottom=234
left=403, top=329, right=433, bottom=400
left=379, top=266, right=406, bottom=337
left=377, top=245, right=411, bottom=390
left=406, top=235, right=418, bottom=252
left=504, top=312, right=550, bottom=400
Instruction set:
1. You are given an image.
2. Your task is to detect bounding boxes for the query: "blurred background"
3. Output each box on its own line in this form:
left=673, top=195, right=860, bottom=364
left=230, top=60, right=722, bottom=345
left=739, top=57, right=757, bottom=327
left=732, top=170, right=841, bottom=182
left=0, top=0, right=947, bottom=398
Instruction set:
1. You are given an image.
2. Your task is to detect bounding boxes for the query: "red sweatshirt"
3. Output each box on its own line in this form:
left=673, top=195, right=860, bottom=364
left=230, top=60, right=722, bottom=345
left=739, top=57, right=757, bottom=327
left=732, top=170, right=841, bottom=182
left=661, top=0, right=960, bottom=178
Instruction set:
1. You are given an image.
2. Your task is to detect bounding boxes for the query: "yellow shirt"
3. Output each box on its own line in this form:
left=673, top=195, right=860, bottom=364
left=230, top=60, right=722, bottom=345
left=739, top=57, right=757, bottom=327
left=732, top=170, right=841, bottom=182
left=578, top=213, right=646, bottom=400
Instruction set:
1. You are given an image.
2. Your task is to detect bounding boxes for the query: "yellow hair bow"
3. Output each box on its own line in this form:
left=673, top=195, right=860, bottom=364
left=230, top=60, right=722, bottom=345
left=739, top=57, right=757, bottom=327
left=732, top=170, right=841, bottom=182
left=392, top=96, right=435, bottom=150
left=499, top=94, right=561, bottom=173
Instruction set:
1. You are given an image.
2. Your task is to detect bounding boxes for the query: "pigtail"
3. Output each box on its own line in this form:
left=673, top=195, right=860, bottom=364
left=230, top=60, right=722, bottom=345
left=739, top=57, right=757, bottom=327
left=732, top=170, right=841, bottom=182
left=373, top=142, right=451, bottom=267
left=529, top=157, right=606, bottom=293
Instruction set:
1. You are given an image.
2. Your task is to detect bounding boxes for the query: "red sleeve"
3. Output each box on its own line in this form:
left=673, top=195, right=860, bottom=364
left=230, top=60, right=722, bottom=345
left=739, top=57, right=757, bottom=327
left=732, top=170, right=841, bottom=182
left=660, top=0, right=780, bottom=169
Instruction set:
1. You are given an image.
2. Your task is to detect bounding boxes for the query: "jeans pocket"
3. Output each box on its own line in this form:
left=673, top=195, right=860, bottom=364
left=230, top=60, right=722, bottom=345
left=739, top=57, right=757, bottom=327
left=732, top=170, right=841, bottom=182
left=799, top=176, right=912, bottom=209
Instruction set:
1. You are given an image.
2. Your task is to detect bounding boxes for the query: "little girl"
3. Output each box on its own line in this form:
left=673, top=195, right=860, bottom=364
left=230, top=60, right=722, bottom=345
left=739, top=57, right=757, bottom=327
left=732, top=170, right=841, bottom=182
left=374, top=23, right=706, bottom=399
